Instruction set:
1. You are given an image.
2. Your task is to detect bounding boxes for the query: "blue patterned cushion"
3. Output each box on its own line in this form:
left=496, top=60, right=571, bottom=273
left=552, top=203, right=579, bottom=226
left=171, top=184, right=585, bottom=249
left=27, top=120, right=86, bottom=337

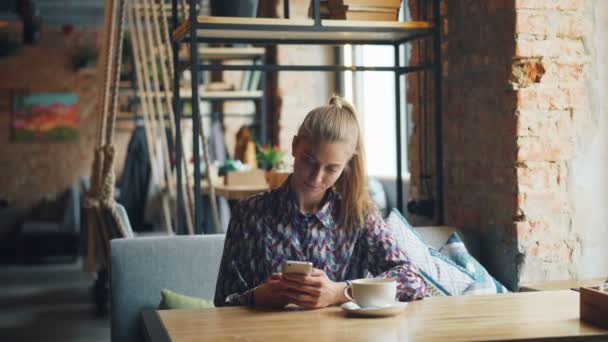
left=439, top=233, right=509, bottom=294
left=386, top=209, right=476, bottom=296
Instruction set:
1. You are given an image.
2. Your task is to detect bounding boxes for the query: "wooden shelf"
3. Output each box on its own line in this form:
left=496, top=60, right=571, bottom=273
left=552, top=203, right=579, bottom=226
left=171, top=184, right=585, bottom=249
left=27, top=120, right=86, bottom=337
left=198, top=47, right=265, bottom=60
left=172, top=16, right=433, bottom=44
left=129, top=88, right=263, bottom=100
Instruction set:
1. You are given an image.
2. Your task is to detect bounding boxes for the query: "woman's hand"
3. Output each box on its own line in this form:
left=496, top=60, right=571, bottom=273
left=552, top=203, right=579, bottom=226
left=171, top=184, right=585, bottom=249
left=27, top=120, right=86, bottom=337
left=252, top=273, right=290, bottom=309
left=281, top=268, right=348, bottom=308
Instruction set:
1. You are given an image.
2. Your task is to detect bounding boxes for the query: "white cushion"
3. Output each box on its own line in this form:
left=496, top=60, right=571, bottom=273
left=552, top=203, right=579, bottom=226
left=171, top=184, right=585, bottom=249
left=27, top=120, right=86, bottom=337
left=385, top=209, right=476, bottom=296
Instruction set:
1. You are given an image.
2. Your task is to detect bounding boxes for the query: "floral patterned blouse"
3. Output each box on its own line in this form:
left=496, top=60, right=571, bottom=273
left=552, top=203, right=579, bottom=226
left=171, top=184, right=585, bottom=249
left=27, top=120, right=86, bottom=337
left=214, top=179, right=428, bottom=306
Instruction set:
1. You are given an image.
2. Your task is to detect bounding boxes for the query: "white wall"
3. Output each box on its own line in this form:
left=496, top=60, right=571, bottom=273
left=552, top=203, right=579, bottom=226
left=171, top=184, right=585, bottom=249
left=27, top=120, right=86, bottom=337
left=570, top=0, right=608, bottom=279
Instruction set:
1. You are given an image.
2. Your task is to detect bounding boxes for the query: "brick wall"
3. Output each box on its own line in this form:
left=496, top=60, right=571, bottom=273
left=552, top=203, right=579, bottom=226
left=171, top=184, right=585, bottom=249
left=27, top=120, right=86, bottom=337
left=0, top=25, right=132, bottom=211
left=407, top=0, right=598, bottom=288
left=513, top=0, right=589, bottom=282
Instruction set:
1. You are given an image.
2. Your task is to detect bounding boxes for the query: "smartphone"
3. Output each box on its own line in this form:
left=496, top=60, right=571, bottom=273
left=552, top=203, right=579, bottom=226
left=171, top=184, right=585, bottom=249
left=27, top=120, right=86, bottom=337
left=281, top=260, right=313, bottom=275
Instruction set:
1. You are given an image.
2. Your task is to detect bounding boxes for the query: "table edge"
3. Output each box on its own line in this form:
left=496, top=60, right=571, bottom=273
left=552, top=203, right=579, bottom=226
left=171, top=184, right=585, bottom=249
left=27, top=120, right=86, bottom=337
left=142, top=309, right=171, bottom=342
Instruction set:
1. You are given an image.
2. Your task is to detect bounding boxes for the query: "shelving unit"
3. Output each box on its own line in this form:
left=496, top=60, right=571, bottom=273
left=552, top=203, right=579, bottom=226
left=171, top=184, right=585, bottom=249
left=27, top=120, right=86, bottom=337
left=170, top=0, right=442, bottom=233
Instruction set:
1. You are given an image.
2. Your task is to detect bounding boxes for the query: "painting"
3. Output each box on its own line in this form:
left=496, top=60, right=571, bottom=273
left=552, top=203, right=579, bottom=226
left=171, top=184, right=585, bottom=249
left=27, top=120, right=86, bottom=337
left=11, top=92, right=79, bottom=142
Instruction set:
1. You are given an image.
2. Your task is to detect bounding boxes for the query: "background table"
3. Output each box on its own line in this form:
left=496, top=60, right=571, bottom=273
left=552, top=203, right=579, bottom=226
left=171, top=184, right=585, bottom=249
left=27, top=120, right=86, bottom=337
left=143, top=290, right=608, bottom=342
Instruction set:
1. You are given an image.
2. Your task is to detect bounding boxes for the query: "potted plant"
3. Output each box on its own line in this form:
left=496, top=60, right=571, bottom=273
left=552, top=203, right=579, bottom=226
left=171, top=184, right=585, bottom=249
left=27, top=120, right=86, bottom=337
left=257, top=144, right=289, bottom=189
left=256, top=144, right=285, bottom=171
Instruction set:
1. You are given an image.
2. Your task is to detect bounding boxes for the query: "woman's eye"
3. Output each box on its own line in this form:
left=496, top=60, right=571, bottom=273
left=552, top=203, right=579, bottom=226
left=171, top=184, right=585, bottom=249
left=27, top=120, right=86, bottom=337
left=304, top=156, right=316, bottom=165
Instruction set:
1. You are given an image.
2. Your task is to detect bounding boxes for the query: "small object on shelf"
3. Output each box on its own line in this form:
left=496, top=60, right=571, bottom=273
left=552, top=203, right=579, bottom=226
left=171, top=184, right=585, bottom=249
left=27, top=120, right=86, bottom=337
left=580, top=285, right=608, bottom=328
left=211, top=0, right=259, bottom=18
left=235, top=126, right=258, bottom=170
left=311, top=0, right=401, bottom=21
left=339, top=8, right=399, bottom=22
left=205, top=82, right=234, bottom=91
left=308, top=0, right=333, bottom=19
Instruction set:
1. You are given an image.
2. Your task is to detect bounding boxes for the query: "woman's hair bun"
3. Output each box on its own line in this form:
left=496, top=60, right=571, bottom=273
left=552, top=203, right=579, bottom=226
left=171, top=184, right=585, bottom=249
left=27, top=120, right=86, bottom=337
left=329, top=94, right=344, bottom=108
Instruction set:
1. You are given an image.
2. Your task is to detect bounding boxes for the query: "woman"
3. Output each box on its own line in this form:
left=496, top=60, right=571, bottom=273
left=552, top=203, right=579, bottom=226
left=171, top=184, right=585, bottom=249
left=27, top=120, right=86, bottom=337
left=214, top=95, right=427, bottom=308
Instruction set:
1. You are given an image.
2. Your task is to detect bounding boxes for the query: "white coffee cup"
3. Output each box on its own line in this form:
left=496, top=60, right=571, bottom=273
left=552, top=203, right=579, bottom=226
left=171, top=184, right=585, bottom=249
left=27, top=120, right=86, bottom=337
left=343, top=278, right=397, bottom=308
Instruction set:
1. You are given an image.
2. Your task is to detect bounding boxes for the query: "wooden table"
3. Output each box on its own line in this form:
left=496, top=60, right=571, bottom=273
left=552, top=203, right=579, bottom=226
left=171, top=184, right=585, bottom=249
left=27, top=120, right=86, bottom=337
left=142, top=290, right=608, bottom=342
left=520, top=278, right=608, bottom=292
left=201, top=181, right=269, bottom=200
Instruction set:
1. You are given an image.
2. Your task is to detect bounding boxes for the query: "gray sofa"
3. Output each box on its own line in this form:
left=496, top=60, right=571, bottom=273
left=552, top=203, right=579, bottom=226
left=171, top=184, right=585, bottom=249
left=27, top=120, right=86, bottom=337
left=110, top=226, right=478, bottom=342
left=110, top=234, right=225, bottom=342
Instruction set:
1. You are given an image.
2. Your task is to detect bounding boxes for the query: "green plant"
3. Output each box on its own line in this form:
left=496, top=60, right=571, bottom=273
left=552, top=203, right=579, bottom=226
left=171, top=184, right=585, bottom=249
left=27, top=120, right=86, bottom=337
left=257, top=144, right=286, bottom=170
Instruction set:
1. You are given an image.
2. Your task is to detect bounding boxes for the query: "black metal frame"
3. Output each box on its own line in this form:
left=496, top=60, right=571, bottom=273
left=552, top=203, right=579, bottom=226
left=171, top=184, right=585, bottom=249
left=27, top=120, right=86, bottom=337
left=171, top=0, right=444, bottom=233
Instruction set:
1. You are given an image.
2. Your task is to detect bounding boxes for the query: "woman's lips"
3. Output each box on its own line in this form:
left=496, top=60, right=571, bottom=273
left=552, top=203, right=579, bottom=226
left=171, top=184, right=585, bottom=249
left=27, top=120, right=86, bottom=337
left=304, top=182, right=319, bottom=191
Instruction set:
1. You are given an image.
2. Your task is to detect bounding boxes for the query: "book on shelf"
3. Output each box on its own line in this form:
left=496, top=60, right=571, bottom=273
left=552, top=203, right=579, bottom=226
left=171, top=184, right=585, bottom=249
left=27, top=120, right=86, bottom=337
left=347, top=5, right=401, bottom=12
left=248, top=59, right=263, bottom=91
left=240, top=68, right=253, bottom=91
left=337, top=9, right=399, bottom=21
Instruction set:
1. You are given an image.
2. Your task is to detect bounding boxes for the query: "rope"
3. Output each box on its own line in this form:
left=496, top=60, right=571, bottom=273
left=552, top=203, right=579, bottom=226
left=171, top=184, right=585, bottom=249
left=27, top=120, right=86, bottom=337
left=131, top=1, right=173, bottom=232
left=138, top=0, right=176, bottom=233
left=157, top=0, right=174, bottom=81
left=105, top=0, right=128, bottom=146
left=158, top=0, right=196, bottom=235
left=148, top=0, right=195, bottom=234
left=141, top=0, right=176, bottom=198
left=135, top=0, right=172, bottom=231
left=127, top=2, right=161, bottom=187
left=85, top=0, right=129, bottom=272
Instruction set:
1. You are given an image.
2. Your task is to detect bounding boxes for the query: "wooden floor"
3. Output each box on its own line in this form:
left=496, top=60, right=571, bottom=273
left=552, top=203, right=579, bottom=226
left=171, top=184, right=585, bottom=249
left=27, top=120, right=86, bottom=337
left=0, top=259, right=110, bottom=342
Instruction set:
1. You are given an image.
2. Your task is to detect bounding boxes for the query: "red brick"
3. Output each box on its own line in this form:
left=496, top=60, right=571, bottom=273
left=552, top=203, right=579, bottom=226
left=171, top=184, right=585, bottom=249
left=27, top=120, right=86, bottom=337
left=517, top=136, right=576, bottom=161
left=517, top=191, right=570, bottom=220
left=556, top=14, right=590, bottom=38
left=516, top=163, right=562, bottom=191
left=517, top=110, right=573, bottom=139
left=517, top=87, right=587, bottom=110
left=516, top=11, right=551, bottom=35
left=541, top=58, right=589, bottom=83
left=516, top=38, right=585, bottom=57
left=515, top=0, right=584, bottom=11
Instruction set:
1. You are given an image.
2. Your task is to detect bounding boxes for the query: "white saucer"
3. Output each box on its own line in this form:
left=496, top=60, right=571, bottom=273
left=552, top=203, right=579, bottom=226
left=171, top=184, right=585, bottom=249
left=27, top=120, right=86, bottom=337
left=340, top=301, right=408, bottom=317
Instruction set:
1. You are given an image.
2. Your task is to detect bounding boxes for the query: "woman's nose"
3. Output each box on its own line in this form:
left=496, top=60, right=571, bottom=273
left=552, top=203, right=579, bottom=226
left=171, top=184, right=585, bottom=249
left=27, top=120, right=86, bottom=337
left=309, top=167, right=323, bottom=184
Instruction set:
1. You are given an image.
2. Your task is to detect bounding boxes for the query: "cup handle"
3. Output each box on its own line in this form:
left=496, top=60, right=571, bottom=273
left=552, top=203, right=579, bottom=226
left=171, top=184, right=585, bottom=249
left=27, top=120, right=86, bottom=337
left=344, top=282, right=354, bottom=302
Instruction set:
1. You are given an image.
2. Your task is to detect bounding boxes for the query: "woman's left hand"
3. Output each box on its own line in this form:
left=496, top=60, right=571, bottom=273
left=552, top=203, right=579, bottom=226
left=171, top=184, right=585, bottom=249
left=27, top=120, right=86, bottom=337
left=281, top=268, right=348, bottom=308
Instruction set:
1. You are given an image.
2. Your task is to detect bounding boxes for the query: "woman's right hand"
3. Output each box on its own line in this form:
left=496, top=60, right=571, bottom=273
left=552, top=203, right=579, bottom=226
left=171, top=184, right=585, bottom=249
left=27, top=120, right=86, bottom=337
left=252, top=273, right=290, bottom=309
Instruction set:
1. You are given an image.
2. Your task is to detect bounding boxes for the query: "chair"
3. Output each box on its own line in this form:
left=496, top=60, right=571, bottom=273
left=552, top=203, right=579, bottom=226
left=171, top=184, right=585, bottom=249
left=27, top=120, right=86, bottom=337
left=110, top=234, right=226, bottom=342
left=19, top=181, right=81, bottom=262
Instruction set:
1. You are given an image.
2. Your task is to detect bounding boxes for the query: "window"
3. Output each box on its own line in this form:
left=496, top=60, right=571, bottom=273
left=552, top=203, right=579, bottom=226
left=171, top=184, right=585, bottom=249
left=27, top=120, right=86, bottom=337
left=342, top=44, right=410, bottom=180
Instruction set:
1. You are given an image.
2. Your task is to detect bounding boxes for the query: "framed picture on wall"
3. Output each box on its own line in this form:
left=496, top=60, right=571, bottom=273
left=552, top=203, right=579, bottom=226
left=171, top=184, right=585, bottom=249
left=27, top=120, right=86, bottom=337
left=11, top=92, right=79, bottom=142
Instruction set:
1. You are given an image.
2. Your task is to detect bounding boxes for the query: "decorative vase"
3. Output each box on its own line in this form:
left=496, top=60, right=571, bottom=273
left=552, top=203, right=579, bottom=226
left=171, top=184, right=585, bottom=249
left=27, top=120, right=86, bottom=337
left=266, top=170, right=290, bottom=190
